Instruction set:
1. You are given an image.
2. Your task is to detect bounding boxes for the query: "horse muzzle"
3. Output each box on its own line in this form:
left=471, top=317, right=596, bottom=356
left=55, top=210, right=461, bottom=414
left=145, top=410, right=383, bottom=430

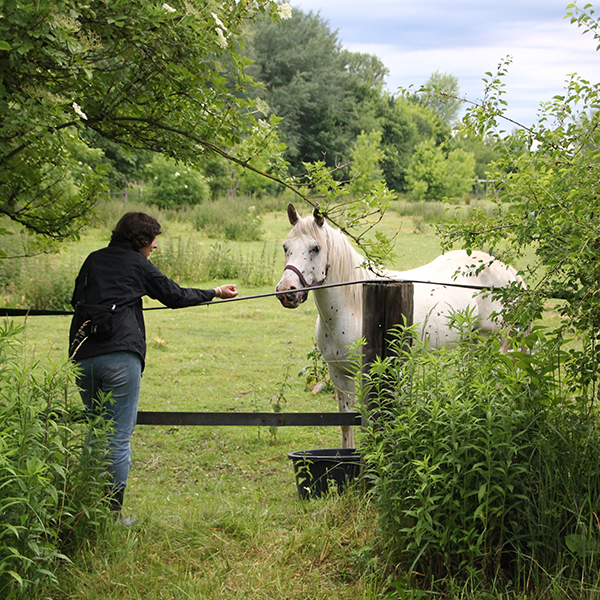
left=276, top=285, right=308, bottom=308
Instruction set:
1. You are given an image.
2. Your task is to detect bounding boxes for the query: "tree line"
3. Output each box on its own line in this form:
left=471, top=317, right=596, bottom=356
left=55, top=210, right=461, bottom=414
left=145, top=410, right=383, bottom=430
left=0, top=0, right=488, bottom=249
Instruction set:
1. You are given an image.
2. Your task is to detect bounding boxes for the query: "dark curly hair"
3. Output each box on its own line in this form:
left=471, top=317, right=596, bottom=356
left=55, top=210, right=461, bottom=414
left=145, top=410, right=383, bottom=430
left=111, top=212, right=162, bottom=249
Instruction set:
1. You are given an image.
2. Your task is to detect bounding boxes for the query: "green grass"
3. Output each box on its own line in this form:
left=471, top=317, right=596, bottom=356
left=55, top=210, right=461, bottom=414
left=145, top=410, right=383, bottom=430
left=6, top=200, right=548, bottom=599
left=8, top=205, right=383, bottom=599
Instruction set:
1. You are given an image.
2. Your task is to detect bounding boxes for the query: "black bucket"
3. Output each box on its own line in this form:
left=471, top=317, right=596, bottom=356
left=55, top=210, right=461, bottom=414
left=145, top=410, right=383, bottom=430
left=288, top=448, right=362, bottom=499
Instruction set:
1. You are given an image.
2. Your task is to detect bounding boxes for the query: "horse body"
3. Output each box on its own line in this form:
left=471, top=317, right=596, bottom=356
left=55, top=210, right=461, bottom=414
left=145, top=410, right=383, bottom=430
left=276, top=204, right=523, bottom=447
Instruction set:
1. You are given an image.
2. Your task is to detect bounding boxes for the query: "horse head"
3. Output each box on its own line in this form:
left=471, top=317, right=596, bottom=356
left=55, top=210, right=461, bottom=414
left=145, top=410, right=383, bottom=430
left=276, top=203, right=329, bottom=308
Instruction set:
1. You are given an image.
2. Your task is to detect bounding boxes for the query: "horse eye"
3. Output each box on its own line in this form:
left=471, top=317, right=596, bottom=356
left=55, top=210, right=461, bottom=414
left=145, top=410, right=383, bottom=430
left=310, top=245, right=320, bottom=255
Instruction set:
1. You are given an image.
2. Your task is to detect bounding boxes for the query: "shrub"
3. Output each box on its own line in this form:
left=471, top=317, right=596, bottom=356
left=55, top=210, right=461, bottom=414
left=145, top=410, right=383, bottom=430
left=0, top=320, right=112, bottom=599
left=359, top=317, right=600, bottom=591
left=144, top=155, right=211, bottom=209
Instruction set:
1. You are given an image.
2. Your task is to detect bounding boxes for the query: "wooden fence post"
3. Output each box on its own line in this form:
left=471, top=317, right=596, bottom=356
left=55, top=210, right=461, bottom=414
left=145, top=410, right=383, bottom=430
left=361, top=281, right=414, bottom=422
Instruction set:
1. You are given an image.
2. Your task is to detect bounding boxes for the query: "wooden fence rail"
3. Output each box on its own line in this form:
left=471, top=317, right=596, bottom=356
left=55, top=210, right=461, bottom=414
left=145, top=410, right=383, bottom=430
left=135, top=411, right=361, bottom=427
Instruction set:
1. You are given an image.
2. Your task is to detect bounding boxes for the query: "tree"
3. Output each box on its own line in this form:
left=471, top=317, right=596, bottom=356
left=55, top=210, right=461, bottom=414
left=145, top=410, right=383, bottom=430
left=419, top=70, right=463, bottom=125
left=444, top=147, right=476, bottom=199
left=377, top=95, right=450, bottom=192
left=347, top=130, right=385, bottom=198
left=247, top=7, right=386, bottom=172
left=448, top=132, right=500, bottom=181
left=440, top=3, right=600, bottom=405
left=80, top=134, right=153, bottom=191
left=406, top=139, right=447, bottom=201
left=0, top=0, right=290, bottom=242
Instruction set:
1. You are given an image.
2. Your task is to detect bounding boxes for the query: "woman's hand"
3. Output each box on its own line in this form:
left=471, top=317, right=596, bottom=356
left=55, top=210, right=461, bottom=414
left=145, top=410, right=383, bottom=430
left=214, top=284, right=238, bottom=299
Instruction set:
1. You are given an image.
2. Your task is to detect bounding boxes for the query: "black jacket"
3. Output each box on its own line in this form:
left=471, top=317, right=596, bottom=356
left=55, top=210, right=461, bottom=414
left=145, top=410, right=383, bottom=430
left=69, top=240, right=216, bottom=369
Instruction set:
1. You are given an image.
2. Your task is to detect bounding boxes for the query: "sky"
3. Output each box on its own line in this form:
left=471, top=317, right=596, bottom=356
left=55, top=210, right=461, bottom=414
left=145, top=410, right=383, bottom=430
left=292, top=0, right=600, bottom=127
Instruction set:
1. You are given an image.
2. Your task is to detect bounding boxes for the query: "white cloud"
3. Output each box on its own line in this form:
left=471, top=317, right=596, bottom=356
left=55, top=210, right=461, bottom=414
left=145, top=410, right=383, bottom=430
left=292, top=1, right=600, bottom=126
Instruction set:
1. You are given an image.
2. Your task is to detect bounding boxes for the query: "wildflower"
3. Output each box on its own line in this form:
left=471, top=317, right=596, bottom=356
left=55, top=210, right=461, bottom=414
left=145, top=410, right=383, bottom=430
left=212, top=12, right=226, bottom=30
left=216, top=28, right=227, bottom=49
left=279, top=3, right=292, bottom=19
left=162, top=3, right=176, bottom=13
left=72, top=102, right=87, bottom=120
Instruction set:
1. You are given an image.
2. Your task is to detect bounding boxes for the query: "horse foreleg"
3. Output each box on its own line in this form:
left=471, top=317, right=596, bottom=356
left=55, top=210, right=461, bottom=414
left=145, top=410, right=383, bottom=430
left=329, top=367, right=356, bottom=449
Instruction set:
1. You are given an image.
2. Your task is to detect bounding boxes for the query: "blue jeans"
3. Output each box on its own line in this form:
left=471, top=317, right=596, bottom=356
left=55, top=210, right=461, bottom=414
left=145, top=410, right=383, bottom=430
left=76, top=352, right=142, bottom=490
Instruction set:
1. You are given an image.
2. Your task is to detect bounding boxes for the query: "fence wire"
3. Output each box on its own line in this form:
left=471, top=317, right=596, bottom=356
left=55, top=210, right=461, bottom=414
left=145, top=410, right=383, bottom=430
left=0, top=277, right=500, bottom=317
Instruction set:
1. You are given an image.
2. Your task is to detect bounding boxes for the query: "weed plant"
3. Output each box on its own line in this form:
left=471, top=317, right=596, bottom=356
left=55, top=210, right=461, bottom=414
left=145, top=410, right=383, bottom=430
left=0, top=320, right=112, bottom=599
left=298, top=343, right=334, bottom=394
left=191, top=198, right=264, bottom=241
left=359, top=316, right=600, bottom=595
left=0, top=255, right=78, bottom=311
left=151, top=238, right=278, bottom=286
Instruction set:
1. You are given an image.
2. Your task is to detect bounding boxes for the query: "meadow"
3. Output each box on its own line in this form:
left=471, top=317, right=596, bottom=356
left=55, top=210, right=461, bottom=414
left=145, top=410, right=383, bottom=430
left=3, top=198, right=456, bottom=599
left=7, top=197, right=572, bottom=600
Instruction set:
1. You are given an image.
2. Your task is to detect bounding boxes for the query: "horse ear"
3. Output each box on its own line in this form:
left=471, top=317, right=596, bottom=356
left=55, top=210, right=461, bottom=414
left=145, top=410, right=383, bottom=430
left=313, top=206, right=324, bottom=227
left=287, top=203, right=299, bottom=225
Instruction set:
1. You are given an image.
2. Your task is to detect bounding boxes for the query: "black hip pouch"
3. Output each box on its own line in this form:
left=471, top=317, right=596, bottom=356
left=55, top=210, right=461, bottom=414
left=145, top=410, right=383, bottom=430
left=75, top=303, right=117, bottom=340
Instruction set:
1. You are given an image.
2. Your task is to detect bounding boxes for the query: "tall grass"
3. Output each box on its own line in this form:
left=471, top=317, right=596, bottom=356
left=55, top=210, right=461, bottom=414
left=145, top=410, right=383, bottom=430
left=0, top=255, right=79, bottom=311
left=0, top=320, right=113, bottom=599
left=359, top=317, right=600, bottom=595
left=190, top=199, right=264, bottom=241
left=151, top=238, right=279, bottom=286
left=393, top=198, right=502, bottom=227
left=0, top=196, right=284, bottom=310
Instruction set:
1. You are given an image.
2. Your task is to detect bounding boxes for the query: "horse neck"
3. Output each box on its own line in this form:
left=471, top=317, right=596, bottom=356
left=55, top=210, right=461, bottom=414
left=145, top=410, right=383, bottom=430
left=312, top=226, right=372, bottom=331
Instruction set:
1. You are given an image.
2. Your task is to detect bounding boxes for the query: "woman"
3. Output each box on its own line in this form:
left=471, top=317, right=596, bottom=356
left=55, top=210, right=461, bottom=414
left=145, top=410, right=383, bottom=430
left=69, top=212, right=237, bottom=516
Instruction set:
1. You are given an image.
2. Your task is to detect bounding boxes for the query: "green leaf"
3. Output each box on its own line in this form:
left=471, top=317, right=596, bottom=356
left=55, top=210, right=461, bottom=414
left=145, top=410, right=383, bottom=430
left=566, top=533, right=587, bottom=559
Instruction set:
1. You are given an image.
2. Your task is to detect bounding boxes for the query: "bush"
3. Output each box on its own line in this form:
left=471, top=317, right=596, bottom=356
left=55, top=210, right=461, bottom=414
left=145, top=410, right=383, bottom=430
left=0, top=320, right=112, bottom=599
left=144, top=155, right=211, bottom=209
left=359, top=317, right=600, bottom=591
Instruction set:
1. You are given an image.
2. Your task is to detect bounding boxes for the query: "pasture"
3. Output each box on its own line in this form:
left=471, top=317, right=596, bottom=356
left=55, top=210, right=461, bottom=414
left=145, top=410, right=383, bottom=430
left=7, top=201, right=452, bottom=599
left=7, top=199, right=567, bottom=599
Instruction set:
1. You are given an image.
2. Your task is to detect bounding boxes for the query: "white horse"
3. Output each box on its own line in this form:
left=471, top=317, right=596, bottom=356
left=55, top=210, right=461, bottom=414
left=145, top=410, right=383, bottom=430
left=275, top=204, right=524, bottom=448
